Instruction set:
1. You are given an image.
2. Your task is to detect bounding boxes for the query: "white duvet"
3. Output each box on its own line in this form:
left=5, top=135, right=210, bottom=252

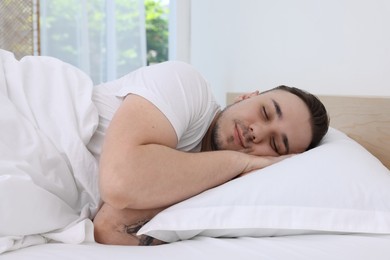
left=0, top=49, right=100, bottom=254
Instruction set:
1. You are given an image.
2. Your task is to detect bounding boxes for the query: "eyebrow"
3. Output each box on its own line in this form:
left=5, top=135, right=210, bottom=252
left=272, top=99, right=282, bottom=118
left=272, top=99, right=290, bottom=154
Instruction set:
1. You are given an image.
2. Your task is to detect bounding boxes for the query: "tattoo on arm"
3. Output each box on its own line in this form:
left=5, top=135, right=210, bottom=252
left=139, top=234, right=156, bottom=246
left=123, top=219, right=148, bottom=234
left=123, top=219, right=162, bottom=246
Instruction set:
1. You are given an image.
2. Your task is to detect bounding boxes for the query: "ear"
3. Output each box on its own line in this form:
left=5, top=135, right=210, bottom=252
left=233, top=90, right=260, bottom=103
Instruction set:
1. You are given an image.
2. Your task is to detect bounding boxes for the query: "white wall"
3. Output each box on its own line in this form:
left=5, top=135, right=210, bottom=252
left=190, top=0, right=390, bottom=106
left=169, top=0, right=191, bottom=62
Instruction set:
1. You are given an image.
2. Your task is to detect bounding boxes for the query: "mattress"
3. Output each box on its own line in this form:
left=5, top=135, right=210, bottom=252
left=3, top=234, right=390, bottom=260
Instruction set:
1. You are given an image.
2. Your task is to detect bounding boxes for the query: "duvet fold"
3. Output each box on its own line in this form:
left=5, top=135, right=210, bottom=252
left=0, top=49, right=100, bottom=254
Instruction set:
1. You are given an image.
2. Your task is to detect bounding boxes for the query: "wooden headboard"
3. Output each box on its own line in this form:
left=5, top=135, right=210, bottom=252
left=226, top=93, right=390, bottom=169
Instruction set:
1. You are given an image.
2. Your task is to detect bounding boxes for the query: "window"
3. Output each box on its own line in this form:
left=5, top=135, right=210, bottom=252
left=40, top=0, right=169, bottom=84
left=0, top=0, right=170, bottom=83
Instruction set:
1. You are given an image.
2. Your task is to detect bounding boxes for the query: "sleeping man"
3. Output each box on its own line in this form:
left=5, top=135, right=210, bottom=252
left=90, top=61, right=329, bottom=245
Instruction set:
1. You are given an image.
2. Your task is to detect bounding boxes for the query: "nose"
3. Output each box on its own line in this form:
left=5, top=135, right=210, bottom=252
left=249, top=122, right=268, bottom=144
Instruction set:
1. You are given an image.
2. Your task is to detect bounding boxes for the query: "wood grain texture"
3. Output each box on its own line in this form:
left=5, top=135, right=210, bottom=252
left=226, top=93, right=390, bottom=169
left=319, top=95, right=390, bottom=169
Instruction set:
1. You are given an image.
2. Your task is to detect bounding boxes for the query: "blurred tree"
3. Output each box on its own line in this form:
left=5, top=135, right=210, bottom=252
left=145, top=0, right=169, bottom=65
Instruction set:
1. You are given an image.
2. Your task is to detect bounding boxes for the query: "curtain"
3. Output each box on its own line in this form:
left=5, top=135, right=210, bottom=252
left=40, top=0, right=146, bottom=84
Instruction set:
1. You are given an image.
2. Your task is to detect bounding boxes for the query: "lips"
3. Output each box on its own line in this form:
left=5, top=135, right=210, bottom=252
left=234, top=123, right=246, bottom=148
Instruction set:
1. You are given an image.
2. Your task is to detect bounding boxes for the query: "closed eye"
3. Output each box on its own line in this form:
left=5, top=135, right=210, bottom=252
left=271, top=137, right=279, bottom=154
left=262, top=106, right=269, bottom=120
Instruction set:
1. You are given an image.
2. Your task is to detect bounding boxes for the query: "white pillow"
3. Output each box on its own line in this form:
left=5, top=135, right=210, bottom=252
left=138, top=128, right=390, bottom=242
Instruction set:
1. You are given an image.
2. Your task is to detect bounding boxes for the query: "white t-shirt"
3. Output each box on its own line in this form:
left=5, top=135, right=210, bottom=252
left=87, top=61, right=221, bottom=161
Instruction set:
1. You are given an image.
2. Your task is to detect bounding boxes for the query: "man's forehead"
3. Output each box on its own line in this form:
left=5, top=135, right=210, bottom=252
left=258, top=90, right=292, bottom=103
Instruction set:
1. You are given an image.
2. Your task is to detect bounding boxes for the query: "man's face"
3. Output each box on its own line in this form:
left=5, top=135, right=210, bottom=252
left=212, top=90, right=312, bottom=156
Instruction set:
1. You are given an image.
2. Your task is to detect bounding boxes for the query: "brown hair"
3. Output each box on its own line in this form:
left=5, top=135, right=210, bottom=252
left=271, top=85, right=330, bottom=150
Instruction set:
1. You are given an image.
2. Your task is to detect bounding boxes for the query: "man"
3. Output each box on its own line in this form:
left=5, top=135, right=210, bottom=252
left=90, top=61, right=329, bottom=245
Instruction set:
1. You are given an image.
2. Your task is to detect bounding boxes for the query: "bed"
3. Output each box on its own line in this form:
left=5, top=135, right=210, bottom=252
left=1, top=49, right=390, bottom=259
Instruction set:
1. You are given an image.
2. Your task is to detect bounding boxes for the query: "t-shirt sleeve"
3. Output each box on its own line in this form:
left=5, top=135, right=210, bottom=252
left=115, top=61, right=219, bottom=147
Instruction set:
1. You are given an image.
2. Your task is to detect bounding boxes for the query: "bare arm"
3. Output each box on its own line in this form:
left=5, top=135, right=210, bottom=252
left=99, top=94, right=283, bottom=210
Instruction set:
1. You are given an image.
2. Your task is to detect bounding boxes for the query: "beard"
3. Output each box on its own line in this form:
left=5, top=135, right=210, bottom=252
left=211, top=119, right=223, bottom=150
left=211, top=104, right=233, bottom=151
left=211, top=104, right=253, bottom=152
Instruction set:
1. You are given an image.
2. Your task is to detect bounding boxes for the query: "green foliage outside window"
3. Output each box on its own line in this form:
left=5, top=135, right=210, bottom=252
left=145, top=0, right=169, bottom=65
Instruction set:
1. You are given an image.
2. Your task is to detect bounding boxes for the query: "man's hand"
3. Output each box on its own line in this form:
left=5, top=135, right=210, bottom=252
left=237, top=154, right=294, bottom=177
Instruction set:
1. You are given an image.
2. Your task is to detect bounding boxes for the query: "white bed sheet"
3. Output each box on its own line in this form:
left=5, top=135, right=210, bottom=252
left=2, top=234, right=390, bottom=260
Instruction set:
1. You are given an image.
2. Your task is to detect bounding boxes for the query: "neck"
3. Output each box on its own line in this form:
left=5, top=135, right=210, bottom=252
left=201, top=111, right=221, bottom=152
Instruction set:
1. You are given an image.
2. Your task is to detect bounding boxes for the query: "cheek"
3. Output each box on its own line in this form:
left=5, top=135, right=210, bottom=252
left=215, top=112, right=234, bottom=137
left=247, top=144, right=277, bottom=157
left=292, top=123, right=312, bottom=152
